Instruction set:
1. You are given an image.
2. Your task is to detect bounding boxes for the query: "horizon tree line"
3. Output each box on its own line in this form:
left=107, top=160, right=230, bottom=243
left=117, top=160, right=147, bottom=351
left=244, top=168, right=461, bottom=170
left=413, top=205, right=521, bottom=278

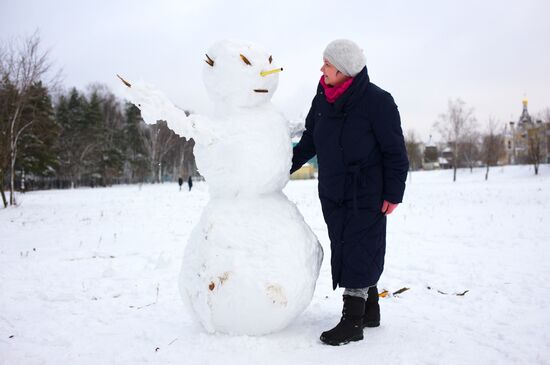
left=0, top=32, right=198, bottom=207
left=406, top=98, right=549, bottom=182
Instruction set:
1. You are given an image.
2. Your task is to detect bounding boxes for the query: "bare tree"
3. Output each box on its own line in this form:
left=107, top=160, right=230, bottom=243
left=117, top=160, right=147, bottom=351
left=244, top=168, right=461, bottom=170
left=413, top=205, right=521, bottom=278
left=527, top=123, right=544, bottom=175
left=482, top=118, right=505, bottom=180
left=404, top=129, right=422, bottom=181
left=145, top=121, right=179, bottom=183
left=0, top=31, right=59, bottom=205
left=459, top=130, right=480, bottom=172
left=434, top=98, right=477, bottom=182
left=0, top=66, right=10, bottom=207
left=529, top=108, right=550, bottom=175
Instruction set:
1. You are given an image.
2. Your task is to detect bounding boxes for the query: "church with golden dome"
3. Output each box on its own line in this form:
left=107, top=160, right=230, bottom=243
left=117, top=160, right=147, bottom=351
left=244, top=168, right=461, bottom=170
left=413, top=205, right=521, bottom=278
left=502, top=99, right=549, bottom=165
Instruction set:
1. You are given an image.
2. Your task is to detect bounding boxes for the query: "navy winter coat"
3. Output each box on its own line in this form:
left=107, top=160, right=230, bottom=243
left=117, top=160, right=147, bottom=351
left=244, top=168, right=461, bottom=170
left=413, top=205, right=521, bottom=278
left=291, top=67, right=409, bottom=290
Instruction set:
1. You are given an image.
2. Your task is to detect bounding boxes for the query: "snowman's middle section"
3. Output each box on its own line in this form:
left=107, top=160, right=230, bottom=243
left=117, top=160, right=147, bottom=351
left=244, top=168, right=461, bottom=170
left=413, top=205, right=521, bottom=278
left=193, top=106, right=292, bottom=197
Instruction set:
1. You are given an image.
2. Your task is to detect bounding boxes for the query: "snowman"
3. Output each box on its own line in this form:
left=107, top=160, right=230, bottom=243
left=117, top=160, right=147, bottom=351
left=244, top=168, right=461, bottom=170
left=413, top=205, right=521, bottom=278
left=120, top=39, right=323, bottom=335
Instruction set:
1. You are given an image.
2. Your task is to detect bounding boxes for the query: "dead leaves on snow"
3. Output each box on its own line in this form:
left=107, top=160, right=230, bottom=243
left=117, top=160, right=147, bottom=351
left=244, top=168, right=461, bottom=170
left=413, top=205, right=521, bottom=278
left=378, top=286, right=469, bottom=298
left=426, top=286, right=470, bottom=296
left=378, top=287, right=409, bottom=298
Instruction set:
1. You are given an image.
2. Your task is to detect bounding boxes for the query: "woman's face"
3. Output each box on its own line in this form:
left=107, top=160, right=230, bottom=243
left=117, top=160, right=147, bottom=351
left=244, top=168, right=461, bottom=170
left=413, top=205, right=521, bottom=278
left=321, top=59, right=349, bottom=86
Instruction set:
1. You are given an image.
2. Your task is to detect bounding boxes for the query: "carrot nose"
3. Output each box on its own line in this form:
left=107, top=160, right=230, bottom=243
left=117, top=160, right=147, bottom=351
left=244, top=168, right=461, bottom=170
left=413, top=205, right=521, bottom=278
left=260, top=68, right=283, bottom=77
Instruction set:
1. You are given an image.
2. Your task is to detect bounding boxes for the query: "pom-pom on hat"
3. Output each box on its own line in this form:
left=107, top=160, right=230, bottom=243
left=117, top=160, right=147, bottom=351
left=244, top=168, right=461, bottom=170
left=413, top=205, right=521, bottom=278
left=323, top=39, right=366, bottom=77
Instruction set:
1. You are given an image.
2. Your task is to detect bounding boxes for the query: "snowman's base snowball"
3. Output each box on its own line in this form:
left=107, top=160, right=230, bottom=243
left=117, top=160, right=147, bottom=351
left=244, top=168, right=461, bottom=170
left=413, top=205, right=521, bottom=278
left=179, top=193, right=323, bottom=335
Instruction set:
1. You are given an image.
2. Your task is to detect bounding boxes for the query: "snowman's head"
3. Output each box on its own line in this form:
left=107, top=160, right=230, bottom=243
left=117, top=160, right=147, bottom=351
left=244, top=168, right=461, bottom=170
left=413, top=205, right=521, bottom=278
left=202, top=40, right=282, bottom=108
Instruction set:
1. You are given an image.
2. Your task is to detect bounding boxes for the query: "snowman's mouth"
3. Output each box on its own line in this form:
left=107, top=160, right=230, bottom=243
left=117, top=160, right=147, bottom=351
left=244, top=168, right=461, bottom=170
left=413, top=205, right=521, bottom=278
left=254, top=89, right=269, bottom=93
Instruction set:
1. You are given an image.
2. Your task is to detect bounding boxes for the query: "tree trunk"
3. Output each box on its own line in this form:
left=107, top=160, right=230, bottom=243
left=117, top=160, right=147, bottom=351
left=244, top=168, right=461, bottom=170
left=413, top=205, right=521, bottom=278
left=158, top=162, right=162, bottom=183
left=453, top=143, right=458, bottom=182
left=9, top=147, right=16, bottom=205
left=9, top=108, right=19, bottom=206
left=485, top=164, right=489, bottom=181
left=0, top=171, right=7, bottom=208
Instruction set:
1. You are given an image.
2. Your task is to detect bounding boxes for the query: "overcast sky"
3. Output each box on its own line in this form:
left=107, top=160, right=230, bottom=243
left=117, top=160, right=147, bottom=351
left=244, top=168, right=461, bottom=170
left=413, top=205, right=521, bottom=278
left=1, top=0, right=549, bottom=141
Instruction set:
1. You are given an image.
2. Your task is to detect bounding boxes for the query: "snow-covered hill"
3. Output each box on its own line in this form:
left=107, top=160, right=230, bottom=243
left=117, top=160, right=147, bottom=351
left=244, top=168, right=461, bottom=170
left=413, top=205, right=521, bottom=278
left=1, top=164, right=549, bottom=364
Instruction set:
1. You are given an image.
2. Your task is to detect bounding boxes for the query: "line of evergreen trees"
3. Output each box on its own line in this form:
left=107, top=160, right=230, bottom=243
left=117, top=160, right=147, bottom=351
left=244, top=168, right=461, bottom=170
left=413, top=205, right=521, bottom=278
left=1, top=81, right=198, bottom=204
left=1, top=32, right=201, bottom=207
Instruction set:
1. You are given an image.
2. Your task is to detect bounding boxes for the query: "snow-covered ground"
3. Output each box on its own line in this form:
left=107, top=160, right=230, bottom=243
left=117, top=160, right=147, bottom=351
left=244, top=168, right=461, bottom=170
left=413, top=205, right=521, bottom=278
left=1, top=164, right=549, bottom=364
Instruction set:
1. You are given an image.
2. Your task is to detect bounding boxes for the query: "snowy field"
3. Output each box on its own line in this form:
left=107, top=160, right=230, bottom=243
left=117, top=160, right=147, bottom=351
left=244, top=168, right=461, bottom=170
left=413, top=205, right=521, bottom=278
left=1, top=164, right=550, bottom=364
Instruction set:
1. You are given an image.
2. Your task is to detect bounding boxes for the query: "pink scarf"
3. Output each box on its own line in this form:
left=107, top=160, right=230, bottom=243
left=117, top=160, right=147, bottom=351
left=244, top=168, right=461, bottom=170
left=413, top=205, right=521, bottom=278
left=320, top=76, right=354, bottom=103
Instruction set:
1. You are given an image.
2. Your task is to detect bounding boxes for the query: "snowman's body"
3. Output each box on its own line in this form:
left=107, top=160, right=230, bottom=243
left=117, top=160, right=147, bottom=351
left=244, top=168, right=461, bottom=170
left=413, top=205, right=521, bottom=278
left=125, top=40, right=323, bottom=335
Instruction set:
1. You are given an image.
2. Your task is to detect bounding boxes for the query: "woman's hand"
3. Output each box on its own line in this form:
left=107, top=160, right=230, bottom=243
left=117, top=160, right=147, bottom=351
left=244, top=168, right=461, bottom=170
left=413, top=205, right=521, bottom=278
left=381, top=200, right=398, bottom=215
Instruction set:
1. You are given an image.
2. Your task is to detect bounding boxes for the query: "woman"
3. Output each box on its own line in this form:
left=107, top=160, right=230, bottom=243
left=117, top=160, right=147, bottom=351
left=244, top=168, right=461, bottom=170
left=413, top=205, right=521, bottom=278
left=291, top=39, right=409, bottom=345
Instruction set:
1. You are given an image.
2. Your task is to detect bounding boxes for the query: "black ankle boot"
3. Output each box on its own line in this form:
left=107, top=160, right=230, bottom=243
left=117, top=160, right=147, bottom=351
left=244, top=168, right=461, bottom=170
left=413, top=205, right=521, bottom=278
left=363, top=286, right=380, bottom=328
left=320, top=295, right=365, bottom=346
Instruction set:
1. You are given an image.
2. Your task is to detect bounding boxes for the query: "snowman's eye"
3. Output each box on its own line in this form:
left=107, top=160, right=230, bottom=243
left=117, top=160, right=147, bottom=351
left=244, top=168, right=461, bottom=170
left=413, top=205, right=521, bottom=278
left=240, top=54, right=252, bottom=66
left=269, top=55, right=273, bottom=64
left=205, top=54, right=214, bottom=67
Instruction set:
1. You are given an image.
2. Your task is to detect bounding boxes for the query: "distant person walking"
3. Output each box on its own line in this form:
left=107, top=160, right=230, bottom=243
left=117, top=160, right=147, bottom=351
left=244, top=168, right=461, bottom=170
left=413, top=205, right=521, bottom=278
left=187, top=176, right=193, bottom=191
left=178, top=177, right=184, bottom=191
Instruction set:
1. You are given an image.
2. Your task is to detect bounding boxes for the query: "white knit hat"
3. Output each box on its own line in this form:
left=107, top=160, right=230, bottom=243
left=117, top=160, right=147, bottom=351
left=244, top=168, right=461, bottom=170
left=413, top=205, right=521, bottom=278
left=323, top=39, right=366, bottom=77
